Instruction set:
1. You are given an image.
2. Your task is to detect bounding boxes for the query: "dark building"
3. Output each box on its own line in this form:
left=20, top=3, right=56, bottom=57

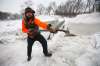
left=95, top=0, right=100, bottom=12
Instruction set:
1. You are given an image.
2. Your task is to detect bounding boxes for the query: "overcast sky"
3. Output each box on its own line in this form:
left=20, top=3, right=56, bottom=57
left=0, top=0, right=66, bottom=14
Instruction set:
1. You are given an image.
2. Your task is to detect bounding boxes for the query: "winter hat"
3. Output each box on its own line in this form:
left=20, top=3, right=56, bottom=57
left=25, top=7, right=35, bottom=14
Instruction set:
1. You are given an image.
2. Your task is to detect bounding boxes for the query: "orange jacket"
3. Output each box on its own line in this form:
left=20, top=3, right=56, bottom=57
left=22, top=17, right=48, bottom=33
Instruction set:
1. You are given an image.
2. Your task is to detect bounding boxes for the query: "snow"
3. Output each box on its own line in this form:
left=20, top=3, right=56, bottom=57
left=0, top=13, right=100, bottom=66
left=0, top=20, right=22, bottom=33
left=64, top=12, right=100, bottom=24
left=37, top=15, right=65, bottom=29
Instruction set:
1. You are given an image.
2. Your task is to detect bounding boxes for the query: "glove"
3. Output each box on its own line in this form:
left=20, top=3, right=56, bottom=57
left=47, top=24, right=57, bottom=33
left=50, top=28, right=57, bottom=33
left=27, top=30, right=34, bottom=38
left=27, top=29, right=38, bottom=39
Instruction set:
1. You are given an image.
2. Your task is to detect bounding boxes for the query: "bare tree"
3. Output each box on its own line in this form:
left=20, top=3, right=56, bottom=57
left=55, top=0, right=83, bottom=16
left=83, top=0, right=95, bottom=13
left=36, top=4, right=45, bottom=15
left=20, top=0, right=34, bottom=15
left=46, top=2, right=57, bottom=15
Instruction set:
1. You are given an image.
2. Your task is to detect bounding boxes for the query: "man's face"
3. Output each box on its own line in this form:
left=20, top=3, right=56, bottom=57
left=26, top=12, right=33, bottom=17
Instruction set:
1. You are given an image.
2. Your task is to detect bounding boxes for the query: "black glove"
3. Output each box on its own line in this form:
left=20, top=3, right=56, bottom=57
left=47, top=24, right=57, bottom=33
left=27, top=29, right=39, bottom=39
left=47, top=24, right=52, bottom=30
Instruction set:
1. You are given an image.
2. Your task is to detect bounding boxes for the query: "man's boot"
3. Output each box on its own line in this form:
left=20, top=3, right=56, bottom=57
left=44, top=52, right=52, bottom=57
left=27, top=56, right=32, bottom=61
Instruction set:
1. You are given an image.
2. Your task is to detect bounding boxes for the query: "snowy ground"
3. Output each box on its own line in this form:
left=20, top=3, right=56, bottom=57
left=0, top=13, right=100, bottom=66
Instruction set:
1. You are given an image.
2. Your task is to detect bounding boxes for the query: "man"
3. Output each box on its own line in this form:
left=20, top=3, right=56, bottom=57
left=22, top=7, right=56, bottom=61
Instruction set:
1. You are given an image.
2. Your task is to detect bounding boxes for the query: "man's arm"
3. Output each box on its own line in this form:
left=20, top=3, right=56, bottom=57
left=34, top=18, right=48, bottom=29
left=35, top=18, right=57, bottom=33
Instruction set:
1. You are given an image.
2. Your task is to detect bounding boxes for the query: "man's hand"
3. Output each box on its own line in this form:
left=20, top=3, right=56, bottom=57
left=47, top=24, right=57, bottom=33
left=49, top=28, right=57, bottom=33
left=27, top=29, right=38, bottom=39
left=27, top=30, right=34, bottom=38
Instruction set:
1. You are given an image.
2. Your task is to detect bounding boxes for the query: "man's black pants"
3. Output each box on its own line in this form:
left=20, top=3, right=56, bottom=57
left=27, top=33, right=48, bottom=57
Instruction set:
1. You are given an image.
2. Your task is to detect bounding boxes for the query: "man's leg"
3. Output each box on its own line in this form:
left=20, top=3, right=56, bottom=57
left=36, top=34, right=52, bottom=57
left=27, top=36, right=35, bottom=61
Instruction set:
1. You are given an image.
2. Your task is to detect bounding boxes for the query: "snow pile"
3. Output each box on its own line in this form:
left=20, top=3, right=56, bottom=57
left=94, top=32, right=100, bottom=48
left=0, top=20, right=22, bottom=33
left=49, top=32, right=100, bottom=66
left=37, top=15, right=58, bottom=22
left=75, top=32, right=100, bottom=66
left=37, top=15, right=64, bottom=24
left=37, top=15, right=65, bottom=29
left=64, top=12, right=100, bottom=24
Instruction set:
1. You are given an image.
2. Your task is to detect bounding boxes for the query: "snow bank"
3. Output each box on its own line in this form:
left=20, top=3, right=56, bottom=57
left=37, top=15, right=58, bottom=22
left=0, top=19, right=22, bottom=33
left=37, top=15, right=65, bottom=29
left=94, top=32, right=100, bottom=48
left=76, top=32, right=100, bottom=66
left=64, top=12, right=100, bottom=24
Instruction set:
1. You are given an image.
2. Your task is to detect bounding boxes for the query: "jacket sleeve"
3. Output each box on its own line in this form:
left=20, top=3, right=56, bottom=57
left=34, top=18, right=48, bottom=30
left=22, top=19, right=28, bottom=33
